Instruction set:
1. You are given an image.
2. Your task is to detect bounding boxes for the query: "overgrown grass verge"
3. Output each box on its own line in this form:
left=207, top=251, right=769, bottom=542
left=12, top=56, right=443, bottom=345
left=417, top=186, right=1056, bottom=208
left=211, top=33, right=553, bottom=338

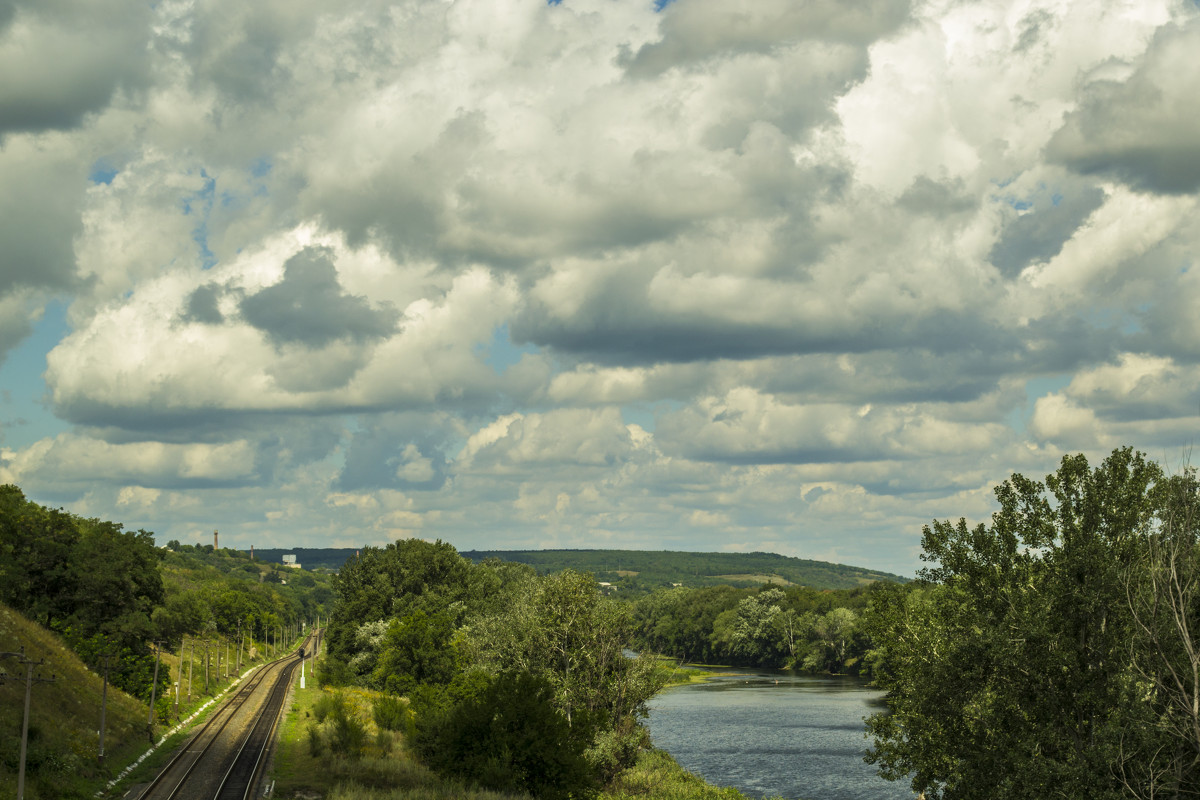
left=603, top=749, right=767, bottom=799
left=272, top=670, right=527, bottom=800
left=1, top=604, right=147, bottom=800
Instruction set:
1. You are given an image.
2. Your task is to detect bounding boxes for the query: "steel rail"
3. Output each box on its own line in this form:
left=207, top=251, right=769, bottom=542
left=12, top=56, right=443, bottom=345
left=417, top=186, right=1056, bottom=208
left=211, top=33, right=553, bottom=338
left=213, top=654, right=302, bottom=799
left=134, top=633, right=314, bottom=800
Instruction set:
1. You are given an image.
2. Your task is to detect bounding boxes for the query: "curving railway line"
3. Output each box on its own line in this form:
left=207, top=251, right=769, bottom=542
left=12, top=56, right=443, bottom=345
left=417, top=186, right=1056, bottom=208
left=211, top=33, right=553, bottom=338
left=134, top=633, right=315, bottom=800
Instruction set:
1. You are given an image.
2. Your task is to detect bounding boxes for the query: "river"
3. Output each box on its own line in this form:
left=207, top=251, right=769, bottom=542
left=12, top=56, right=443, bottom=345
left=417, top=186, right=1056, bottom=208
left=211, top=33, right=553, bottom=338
left=645, top=671, right=909, bottom=800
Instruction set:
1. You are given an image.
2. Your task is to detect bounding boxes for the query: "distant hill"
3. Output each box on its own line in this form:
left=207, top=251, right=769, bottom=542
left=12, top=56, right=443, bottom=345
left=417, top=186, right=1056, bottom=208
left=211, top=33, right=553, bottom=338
left=460, top=549, right=909, bottom=590
left=249, top=547, right=362, bottom=571
left=249, top=547, right=908, bottom=590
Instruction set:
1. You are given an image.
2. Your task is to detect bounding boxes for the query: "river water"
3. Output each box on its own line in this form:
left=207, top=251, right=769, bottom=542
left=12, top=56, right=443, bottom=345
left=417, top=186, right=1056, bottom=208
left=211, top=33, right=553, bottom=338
left=645, top=671, right=909, bottom=800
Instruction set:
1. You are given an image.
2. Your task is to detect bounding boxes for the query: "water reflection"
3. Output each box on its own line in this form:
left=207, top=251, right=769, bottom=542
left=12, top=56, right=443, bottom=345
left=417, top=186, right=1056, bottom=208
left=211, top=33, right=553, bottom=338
left=646, top=671, right=906, bottom=800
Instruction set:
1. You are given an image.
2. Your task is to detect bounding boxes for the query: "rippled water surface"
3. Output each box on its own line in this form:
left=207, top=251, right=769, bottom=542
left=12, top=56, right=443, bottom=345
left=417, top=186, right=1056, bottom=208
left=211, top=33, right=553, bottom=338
left=646, top=672, right=906, bottom=800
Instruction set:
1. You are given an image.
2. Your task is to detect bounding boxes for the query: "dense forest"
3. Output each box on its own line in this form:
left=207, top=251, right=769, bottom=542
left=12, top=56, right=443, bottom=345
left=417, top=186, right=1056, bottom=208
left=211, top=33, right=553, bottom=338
left=630, top=583, right=881, bottom=674
left=318, top=540, right=661, bottom=798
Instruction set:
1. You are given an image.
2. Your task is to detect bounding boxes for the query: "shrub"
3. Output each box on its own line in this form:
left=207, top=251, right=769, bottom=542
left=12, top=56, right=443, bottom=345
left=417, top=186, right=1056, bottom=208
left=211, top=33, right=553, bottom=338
left=416, top=671, right=596, bottom=800
left=306, top=722, right=324, bottom=757
left=371, top=693, right=411, bottom=732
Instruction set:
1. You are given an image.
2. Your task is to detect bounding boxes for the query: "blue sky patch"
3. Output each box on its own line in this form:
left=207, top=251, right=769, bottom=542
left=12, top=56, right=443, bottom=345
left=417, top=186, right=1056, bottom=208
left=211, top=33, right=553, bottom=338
left=0, top=301, right=70, bottom=449
left=481, top=324, right=541, bottom=375
left=88, top=160, right=119, bottom=185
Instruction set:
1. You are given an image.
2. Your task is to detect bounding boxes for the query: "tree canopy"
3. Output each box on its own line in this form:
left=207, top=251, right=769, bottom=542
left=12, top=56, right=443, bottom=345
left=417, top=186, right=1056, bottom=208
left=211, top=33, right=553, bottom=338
left=865, top=448, right=1200, bottom=800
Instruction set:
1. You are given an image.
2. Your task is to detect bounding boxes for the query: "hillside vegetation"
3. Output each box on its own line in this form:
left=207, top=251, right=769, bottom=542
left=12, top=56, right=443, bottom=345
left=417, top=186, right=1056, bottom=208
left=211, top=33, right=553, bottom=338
left=461, top=549, right=909, bottom=590
left=0, top=602, right=147, bottom=800
left=252, top=546, right=908, bottom=591
left=0, top=485, right=329, bottom=799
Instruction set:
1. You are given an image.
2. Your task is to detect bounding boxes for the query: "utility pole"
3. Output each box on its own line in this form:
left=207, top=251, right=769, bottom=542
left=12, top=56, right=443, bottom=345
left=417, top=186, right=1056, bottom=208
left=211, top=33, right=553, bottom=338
left=1, top=648, right=55, bottom=800
left=147, top=642, right=162, bottom=742
left=204, top=639, right=210, bottom=694
left=187, top=639, right=194, bottom=701
left=98, top=653, right=110, bottom=764
left=236, top=619, right=243, bottom=674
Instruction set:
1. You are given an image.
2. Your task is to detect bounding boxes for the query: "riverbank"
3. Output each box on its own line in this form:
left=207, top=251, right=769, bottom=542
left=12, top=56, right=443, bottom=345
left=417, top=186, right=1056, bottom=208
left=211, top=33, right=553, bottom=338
left=269, top=664, right=770, bottom=800
left=650, top=655, right=744, bottom=689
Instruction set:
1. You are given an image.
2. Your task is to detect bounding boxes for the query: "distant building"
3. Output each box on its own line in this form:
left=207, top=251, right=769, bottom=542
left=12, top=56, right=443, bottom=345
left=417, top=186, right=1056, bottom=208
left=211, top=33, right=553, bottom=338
left=282, top=554, right=302, bottom=569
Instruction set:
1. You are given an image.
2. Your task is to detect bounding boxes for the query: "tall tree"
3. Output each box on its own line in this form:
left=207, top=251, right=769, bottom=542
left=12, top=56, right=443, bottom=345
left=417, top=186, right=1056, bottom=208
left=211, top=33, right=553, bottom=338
left=1122, top=467, right=1200, bottom=796
left=865, top=448, right=1166, bottom=800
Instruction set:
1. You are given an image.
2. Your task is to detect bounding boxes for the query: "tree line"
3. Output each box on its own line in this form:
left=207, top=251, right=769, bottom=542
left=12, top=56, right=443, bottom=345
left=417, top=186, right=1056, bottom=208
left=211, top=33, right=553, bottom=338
left=629, top=582, right=880, bottom=674
left=0, top=485, right=329, bottom=707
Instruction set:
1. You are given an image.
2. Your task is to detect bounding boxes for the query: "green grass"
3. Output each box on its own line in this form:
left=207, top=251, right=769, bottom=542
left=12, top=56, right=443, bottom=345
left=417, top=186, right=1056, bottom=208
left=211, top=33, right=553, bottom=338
left=605, top=749, right=772, bottom=799
left=271, top=661, right=528, bottom=800
left=646, top=655, right=738, bottom=689
left=0, top=604, right=147, bottom=800
left=708, top=574, right=793, bottom=586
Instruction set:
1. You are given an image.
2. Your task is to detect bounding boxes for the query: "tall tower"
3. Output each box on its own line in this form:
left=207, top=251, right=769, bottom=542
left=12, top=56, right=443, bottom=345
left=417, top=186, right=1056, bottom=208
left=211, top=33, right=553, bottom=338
left=214, top=530, right=219, bottom=550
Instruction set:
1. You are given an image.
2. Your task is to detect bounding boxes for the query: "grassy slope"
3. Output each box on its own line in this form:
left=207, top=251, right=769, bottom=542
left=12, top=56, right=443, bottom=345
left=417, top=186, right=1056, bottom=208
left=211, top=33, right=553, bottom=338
left=0, top=603, right=147, bottom=800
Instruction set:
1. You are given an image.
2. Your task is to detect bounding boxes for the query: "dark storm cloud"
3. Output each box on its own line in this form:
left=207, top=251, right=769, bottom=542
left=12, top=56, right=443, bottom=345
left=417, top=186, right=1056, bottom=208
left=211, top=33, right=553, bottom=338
left=183, top=1, right=313, bottom=106
left=337, top=417, right=450, bottom=491
left=988, top=184, right=1106, bottom=278
left=240, top=247, right=399, bottom=348
left=897, top=177, right=977, bottom=216
left=0, top=0, right=152, bottom=135
left=1046, top=21, right=1200, bottom=195
left=513, top=289, right=1021, bottom=366
left=0, top=153, right=84, bottom=298
left=182, top=283, right=227, bottom=324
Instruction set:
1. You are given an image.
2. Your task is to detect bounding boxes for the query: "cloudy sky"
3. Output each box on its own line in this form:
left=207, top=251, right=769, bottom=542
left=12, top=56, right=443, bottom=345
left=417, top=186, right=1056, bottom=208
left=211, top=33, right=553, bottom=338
left=1, top=0, right=1198, bottom=575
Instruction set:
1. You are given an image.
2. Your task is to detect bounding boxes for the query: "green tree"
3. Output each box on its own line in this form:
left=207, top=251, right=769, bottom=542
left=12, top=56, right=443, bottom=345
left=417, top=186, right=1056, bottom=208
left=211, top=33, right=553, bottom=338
left=66, top=519, right=164, bottom=641
left=324, top=538, right=470, bottom=682
left=0, top=485, right=79, bottom=627
left=371, top=609, right=462, bottom=695
left=470, top=569, right=661, bottom=777
left=800, top=607, right=859, bottom=673
left=726, top=588, right=789, bottom=666
left=865, top=448, right=1166, bottom=800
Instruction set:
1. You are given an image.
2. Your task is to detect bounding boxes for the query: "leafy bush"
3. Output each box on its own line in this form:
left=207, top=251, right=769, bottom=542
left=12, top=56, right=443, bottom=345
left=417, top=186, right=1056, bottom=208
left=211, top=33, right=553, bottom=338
left=371, top=693, right=411, bottom=732
left=306, top=722, right=324, bottom=757
left=416, top=671, right=596, bottom=800
left=312, top=689, right=348, bottom=723
left=306, top=690, right=377, bottom=760
left=586, top=715, right=649, bottom=785
left=330, top=709, right=369, bottom=758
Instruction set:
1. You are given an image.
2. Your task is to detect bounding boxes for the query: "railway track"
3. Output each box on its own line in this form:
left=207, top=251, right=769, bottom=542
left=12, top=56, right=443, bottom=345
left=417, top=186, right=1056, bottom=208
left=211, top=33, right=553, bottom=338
left=134, top=633, right=314, bottom=800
